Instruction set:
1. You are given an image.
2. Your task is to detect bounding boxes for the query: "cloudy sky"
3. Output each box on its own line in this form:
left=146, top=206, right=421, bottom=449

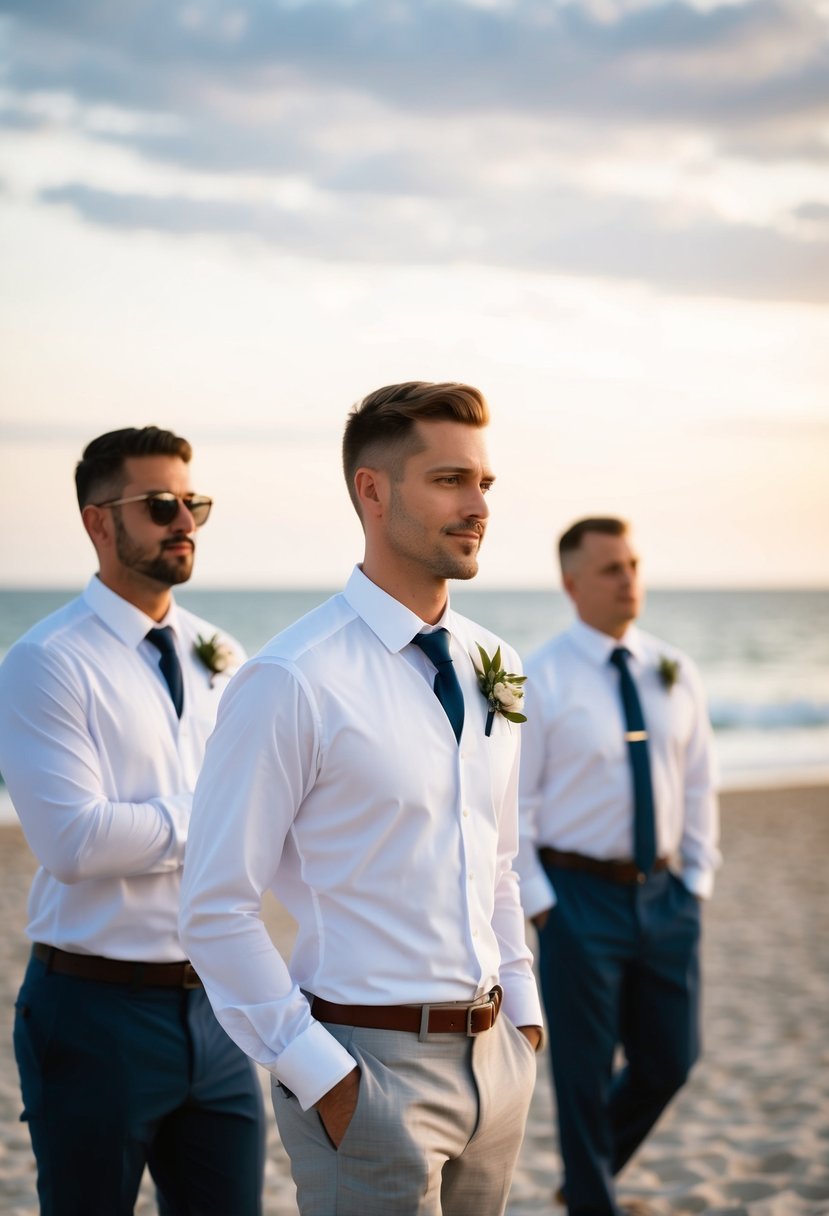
left=1, top=0, right=828, bottom=588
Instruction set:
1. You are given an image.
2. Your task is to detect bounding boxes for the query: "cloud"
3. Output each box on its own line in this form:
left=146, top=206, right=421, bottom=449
left=4, top=0, right=827, bottom=135
left=40, top=177, right=829, bottom=302
left=3, top=0, right=829, bottom=301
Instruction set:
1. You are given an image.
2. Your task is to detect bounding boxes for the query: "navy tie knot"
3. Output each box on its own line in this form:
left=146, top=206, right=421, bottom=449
left=411, top=628, right=453, bottom=669
left=411, top=629, right=465, bottom=744
left=147, top=626, right=176, bottom=656
left=146, top=627, right=184, bottom=718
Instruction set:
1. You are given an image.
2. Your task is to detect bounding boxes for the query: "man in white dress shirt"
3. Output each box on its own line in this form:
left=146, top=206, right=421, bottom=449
left=0, top=427, right=264, bottom=1216
left=180, top=381, right=544, bottom=1216
left=517, top=517, right=720, bottom=1216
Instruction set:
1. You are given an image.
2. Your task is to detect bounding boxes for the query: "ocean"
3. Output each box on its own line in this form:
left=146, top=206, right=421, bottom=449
left=1, top=587, right=827, bottom=824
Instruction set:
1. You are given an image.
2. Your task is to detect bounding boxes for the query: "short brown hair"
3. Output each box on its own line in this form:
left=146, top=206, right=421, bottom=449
left=75, top=426, right=192, bottom=509
left=558, top=516, right=629, bottom=570
left=342, top=381, right=489, bottom=513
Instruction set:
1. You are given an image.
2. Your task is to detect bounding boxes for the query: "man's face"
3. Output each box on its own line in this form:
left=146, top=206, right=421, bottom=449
left=563, top=531, right=644, bottom=638
left=108, top=455, right=198, bottom=589
left=382, top=419, right=494, bottom=583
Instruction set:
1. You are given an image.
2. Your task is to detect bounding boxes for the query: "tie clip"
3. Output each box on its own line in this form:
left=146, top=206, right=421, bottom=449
left=625, top=730, right=649, bottom=742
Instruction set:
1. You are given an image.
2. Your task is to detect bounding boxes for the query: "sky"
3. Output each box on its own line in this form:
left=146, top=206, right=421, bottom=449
left=1, top=0, right=828, bottom=589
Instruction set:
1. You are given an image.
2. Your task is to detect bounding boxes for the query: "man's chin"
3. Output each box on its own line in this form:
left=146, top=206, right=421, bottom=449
left=447, top=557, right=479, bottom=582
left=143, top=557, right=194, bottom=587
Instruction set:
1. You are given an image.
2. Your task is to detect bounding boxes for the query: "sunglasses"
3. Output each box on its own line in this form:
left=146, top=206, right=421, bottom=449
left=95, top=492, right=213, bottom=527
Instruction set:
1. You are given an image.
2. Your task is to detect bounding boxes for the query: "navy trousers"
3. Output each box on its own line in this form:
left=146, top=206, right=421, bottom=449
left=537, top=865, right=701, bottom=1216
left=14, top=953, right=265, bottom=1216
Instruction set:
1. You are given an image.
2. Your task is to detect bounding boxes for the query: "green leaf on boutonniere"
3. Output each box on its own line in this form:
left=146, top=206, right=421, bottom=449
left=658, top=655, right=680, bottom=691
left=194, top=633, right=238, bottom=684
left=473, top=643, right=527, bottom=736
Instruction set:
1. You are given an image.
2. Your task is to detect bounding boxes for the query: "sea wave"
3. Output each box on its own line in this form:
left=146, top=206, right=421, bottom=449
left=709, top=699, right=829, bottom=731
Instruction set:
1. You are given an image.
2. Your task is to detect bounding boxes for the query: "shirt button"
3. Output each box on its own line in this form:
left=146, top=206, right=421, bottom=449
left=468, top=873, right=474, bottom=881
left=637, top=872, right=646, bottom=885
left=463, top=810, right=470, bottom=818
left=472, top=929, right=478, bottom=938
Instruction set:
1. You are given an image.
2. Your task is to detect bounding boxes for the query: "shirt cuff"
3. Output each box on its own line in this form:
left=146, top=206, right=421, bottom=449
left=519, top=872, right=557, bottom=921
left=275, top=1019, right=360, bottom=1111
left=500, top=972, right=544, bottom=1034
left=680, top=864, right=715, bottom=900
left=158, top=792, right=192, bottom=864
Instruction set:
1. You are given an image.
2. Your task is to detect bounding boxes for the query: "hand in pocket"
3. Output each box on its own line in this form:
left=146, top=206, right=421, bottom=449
left=315, top=1066, right=361, bottom=1148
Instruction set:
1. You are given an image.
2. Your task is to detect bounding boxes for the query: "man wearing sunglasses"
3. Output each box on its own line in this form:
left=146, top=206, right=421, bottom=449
left=0, top=427, right=265, bottom=1215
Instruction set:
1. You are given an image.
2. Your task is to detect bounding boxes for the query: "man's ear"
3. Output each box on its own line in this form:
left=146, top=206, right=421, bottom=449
left=81, top=503, right=111, bottom=549
left=353, top=467, right=389, bottom=520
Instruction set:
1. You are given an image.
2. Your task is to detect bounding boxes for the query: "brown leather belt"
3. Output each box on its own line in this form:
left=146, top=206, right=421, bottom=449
left=33, top=943, right=202, bottom=989
left=311, top=986, right=502, bottom=1038
left=538, top=847, right=669, bottom=886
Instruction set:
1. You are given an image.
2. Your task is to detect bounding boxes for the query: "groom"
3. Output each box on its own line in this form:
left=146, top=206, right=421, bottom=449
left=180, top=381, right=543, bottom=1215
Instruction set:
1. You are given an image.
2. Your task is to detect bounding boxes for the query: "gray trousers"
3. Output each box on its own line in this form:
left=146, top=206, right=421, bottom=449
left=272, top=1013, right=536, bottom=1215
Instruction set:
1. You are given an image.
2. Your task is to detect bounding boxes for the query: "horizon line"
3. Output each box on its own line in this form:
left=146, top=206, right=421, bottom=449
left=1, top=583, right=827, bottom=595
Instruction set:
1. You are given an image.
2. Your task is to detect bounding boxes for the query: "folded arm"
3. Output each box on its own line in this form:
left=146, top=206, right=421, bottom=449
left=0, top=643, right=189, bottom=882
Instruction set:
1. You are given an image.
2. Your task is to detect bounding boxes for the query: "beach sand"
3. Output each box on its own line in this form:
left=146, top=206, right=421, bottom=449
left=2, top=785, right=827, bottom=1215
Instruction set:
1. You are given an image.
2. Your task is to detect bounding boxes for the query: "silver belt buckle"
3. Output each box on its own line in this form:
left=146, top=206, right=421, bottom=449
left=466, top=991, right=494, bottom=1037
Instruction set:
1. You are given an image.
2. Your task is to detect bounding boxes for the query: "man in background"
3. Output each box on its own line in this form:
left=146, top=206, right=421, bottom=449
left=180, top=381, right=543, bottom=1216
left=517, top=517, right=720, bottom=1216
left=0, top=427, right=264, bottom=1215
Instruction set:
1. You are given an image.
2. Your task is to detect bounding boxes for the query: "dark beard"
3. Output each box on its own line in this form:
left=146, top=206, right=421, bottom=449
left=113, top=512, right=193, bottom=587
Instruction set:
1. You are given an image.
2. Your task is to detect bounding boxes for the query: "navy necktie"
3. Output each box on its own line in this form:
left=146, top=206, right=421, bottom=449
left=146, top=627, right=184, bottom=718
left=411, top=629, right=465, bottom=744
left=609, top=647, right=656, bottom=874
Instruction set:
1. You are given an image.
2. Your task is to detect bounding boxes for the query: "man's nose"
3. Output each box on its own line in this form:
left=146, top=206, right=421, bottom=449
left=465, top=485, right=490, bottom=520
left=172, top=499, right=197, bottom=531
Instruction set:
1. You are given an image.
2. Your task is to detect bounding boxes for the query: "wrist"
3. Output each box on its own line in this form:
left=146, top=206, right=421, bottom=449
left=518, top=1024, right=544, bottom=1052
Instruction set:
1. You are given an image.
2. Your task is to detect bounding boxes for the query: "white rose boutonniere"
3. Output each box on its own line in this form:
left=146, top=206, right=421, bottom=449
left=658, top=655, right=680, bottom=691
left=473, top=643, right=527, bottom=737
left=195, top=633, right=238, bottom=686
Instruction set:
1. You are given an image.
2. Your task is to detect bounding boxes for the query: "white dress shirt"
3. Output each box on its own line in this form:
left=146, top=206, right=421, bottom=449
left=0, top=576, right=244, bottom=961
left=180, top=566, right=542, bottom=1112
left=517, top=618, right=720, bottom=920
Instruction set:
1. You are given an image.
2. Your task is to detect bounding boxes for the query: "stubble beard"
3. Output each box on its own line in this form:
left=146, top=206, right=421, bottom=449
left=418, top=530, right=482, bottom=582
left=434, top=547, right=479, bottom=582
left=386, top=489, right=483, bottom=582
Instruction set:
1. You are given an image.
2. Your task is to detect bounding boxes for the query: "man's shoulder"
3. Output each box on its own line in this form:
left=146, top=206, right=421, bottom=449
left=0, top=596, right=98, bottom=701
left=5, top=594, right=91, bottom=657
left=256, top=592, right=357, bottom=667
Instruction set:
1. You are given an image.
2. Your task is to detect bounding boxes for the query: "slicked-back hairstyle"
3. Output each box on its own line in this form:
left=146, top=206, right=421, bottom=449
left=75, top=426, right=192, bottom=510
left=342, top=381, right=489, bottom=514
left=558, top=516, right=629, bottom=571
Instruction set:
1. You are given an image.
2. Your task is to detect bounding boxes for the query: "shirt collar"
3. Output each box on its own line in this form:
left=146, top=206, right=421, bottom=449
left=342, top=565, right=451, bottom=654
left=82, top=575, right=180, bottom=650
left=567, top=617, right=644, bottom=666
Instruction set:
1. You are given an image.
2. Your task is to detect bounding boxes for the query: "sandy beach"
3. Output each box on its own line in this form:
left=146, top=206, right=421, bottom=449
left=2, top=784, right=827, bottom=1215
